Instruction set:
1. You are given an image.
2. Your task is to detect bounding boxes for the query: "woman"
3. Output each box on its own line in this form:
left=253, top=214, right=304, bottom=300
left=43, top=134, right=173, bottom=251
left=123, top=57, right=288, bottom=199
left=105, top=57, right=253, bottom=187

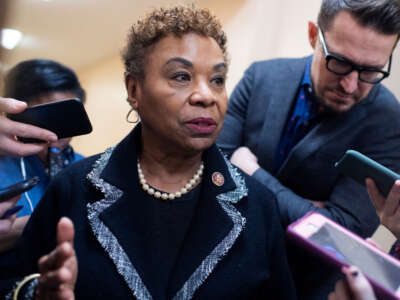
left=0, top=6, right=295, bottom=300
left=0, top=59, right=86, bottom=252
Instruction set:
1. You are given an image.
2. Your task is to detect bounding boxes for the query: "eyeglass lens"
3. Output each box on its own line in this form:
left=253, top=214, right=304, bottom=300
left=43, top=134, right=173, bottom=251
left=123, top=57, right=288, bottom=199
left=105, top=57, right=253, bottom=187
left=327, top=57, right=386, bottom=83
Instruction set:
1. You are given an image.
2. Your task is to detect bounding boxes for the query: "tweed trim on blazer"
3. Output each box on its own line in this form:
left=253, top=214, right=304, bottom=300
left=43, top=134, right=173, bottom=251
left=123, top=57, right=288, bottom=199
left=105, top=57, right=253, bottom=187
left=173, top=154, right=247, bottom=299
left=86, top=147, right=247, bottom=300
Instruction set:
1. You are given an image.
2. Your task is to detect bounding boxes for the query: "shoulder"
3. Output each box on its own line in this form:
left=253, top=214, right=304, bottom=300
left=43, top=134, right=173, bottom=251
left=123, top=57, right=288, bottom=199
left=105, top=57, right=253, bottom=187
left=364, top=84, right=400, bottom=118
left=247, top=56, right=309, bottom=75
left=49, top=153, right=102, bottom=191
left=72, top=151, right=85, bottom=162
left=231, top=165, right=281, bottom=223
left=243, top=171, right=277, bottom=207
left=231, top=168, right=285, bottom=240
left=58, top=153, right=100, bottom=176
left=238, top=56, right=310, bottom=93
left=35, top=153, right=103, bottom=218
left=374, top=84, right=400, bottom=107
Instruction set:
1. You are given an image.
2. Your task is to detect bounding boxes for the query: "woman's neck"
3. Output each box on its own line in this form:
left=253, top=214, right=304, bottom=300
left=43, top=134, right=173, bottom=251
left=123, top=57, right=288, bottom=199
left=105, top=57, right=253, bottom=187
left=139, top=149, right=203, bottom=194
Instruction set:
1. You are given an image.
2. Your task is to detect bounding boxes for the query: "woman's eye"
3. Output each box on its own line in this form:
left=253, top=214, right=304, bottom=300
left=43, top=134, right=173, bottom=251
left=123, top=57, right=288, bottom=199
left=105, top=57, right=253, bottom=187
left=172, top=73, right=190, bottom=82
left=212, top=76, right=226, bottom=86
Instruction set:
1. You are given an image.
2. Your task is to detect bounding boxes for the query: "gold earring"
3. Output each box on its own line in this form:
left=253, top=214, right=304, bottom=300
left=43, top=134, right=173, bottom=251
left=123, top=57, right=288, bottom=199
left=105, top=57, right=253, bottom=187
left=126, top=108, right=139, bottom=124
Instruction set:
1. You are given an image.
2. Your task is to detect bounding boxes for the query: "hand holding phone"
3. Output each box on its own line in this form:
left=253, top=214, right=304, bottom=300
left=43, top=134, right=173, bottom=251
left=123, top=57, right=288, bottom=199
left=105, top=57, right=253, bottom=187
left=0, top=177, right=39, bottom=219
left=0, top=97, right=57, bottom=157
left=0, top=205, right=23, bottom=220
left=7, top=98, right=92, bottom=143
left=335, top=150, right=400, bottom=197
left=0, top=200, right=21, bottom=233
left=0, top=177, right=40, bottom=202
left=287, top=212, right=400, bottom=299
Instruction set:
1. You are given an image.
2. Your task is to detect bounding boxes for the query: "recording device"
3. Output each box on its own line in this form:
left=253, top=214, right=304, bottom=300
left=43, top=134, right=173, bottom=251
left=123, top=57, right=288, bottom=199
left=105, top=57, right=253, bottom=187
left=0, top=177, right=40, bottom=219
left=0, top=205, right=23, bottom=219
left=7, top=98, right=92, bottom=143
left=287, top=212, right=400, bottom=300
left=0, top=177, right=39, bottom=202
left=335, top=150, right=400, bottom=197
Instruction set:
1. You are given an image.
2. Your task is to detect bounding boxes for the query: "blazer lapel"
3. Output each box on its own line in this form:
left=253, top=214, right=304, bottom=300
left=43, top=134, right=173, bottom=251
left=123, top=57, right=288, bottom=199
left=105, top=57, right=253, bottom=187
left=169, top=146, right=247, bottom=299
left=86, top=128, right=154, bottom=300
left=277, top=98, right=369, bottom=180
left=256, top=57, right=309, bottom=172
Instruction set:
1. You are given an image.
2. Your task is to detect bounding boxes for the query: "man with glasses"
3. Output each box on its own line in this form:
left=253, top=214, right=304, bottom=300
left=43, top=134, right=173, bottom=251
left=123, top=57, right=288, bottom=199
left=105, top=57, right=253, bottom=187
left=218, top=0, right=400, bottom=298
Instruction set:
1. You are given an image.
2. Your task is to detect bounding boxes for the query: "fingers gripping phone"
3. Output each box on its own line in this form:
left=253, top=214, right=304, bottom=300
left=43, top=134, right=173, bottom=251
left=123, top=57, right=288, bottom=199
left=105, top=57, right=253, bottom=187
left=0, top=177, right=40, bottom=202
left=0, top=177, right=40, bottom=219
left=335, top=150, right=400, bottom=197
left=7, top=98, right=92, bottom=143
left=287, top=212, right=400, bottom=300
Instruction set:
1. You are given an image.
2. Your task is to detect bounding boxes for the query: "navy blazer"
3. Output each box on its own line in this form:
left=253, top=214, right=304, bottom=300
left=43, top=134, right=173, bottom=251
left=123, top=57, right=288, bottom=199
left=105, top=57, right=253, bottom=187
left=218, top=56, right=400, bottom=238
left=0, top=126, right=296, bottom=300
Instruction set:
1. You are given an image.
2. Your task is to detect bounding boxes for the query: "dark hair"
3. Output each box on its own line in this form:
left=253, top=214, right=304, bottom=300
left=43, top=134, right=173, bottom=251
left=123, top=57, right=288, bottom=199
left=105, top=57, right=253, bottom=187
left=122, top=5, right=227, bottom=79
left=318, top=0, right=400, bottom=36
left=3, top=59, right=86, bottom=104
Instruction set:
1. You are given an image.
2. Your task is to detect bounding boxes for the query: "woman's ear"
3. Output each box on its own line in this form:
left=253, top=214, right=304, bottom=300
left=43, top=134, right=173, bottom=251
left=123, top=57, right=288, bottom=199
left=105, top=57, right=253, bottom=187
left=308, top=21, right=319, bottom=50
left=125, top=72, right=139, bottom=110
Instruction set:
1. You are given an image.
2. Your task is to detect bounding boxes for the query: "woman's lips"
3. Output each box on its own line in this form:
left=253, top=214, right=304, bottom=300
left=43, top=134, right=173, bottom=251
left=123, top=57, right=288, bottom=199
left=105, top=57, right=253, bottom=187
left=186, top=118, right=217, bottom=135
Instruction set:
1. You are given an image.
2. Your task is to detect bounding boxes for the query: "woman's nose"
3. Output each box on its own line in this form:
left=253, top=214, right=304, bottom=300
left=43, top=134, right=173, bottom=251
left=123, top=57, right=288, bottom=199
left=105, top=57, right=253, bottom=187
left=189, top=82, right=216, bottom=106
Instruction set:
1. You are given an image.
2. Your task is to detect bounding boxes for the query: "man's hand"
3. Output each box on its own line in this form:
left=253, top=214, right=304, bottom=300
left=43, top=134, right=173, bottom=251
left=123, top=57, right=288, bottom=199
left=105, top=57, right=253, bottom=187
left=366, top=178, right=400, bottom=240
left=0, top=196, right=20, bottom=234
left=230, top=147, right=260, bottom=176
left=0, top=97, right=57, bottom=157
left=36, top=217, right=77, bottom=300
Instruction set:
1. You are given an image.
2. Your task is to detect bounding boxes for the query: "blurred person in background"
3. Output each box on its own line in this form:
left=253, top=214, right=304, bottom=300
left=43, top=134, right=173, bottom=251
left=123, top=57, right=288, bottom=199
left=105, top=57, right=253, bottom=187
left=0, top=59, right=86, bottom=252
left=217, top=0, right=400, bottom=298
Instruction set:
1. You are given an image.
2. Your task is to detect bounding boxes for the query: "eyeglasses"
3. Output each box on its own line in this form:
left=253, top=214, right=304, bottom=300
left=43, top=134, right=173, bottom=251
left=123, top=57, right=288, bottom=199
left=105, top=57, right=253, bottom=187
left=318, top=28, right=391, bottom=84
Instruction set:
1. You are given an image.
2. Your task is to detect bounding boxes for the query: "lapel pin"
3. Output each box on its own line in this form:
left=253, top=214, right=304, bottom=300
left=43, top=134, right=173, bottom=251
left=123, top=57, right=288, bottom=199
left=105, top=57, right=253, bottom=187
left=212, top=172, right=224, bottom=186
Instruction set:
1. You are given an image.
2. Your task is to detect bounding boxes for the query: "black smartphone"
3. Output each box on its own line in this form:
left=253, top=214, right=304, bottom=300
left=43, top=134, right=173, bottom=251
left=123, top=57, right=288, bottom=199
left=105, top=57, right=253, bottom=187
left=335, top=150, right=400, bottom=197
left=7, top=98, right=92, bottom=143
left=0, top=177, right=40, bottom=202
left=0, top=205, right=23, bottom=219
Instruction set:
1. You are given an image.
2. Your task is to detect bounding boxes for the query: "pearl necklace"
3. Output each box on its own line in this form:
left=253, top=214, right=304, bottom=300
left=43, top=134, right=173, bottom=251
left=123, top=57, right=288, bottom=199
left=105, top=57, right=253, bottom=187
left=137, top=160, right=204, bottom=200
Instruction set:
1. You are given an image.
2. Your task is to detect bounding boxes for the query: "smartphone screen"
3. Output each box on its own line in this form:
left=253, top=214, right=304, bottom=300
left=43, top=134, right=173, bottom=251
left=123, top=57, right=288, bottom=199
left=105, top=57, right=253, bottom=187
left=288, top=213, right=400, bottom=298
left=308, top=222, right=400, bottom=293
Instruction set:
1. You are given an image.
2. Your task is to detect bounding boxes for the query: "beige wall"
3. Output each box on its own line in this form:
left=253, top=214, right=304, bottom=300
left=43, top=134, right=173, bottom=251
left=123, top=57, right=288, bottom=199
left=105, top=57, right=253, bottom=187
left=71, top=0, right=398, bottom=251
left=70, top=56, right=131, bottom=155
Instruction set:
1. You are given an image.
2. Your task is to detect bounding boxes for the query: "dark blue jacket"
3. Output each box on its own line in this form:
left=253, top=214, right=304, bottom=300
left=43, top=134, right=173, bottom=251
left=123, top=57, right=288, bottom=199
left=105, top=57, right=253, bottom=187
left=0, top=126, right=296, bottom=300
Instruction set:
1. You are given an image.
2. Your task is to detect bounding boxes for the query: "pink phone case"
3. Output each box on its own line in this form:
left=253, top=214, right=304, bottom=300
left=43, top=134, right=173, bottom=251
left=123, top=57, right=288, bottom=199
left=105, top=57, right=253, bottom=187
left=287, top=212, right=400, bottom=300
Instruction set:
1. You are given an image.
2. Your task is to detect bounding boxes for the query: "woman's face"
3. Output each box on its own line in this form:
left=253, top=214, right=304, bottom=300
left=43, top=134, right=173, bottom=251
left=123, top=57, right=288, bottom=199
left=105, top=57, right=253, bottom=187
left=126, top=33, right=228, bottom=155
